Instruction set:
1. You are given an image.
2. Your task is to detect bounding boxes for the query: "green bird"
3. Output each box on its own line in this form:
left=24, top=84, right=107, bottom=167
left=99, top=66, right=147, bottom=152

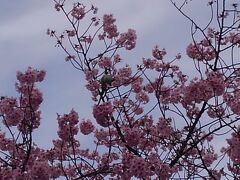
left=100, top=74, right=113, bottom=86
left=99, top=74, right=114, bottom=103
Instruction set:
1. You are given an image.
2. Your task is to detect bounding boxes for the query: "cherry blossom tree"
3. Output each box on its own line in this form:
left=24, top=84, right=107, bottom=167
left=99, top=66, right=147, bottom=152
left=0, top=0, right=240, bottom=179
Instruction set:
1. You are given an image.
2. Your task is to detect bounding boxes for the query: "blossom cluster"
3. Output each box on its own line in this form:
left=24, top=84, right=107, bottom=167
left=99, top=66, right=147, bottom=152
left=57, top=109, right=79, bottom=141
left=0, top=67, right=45, bottom=133
left=181, top=70, right=225, bottom=106
left=93, top=102, right=113, bottom=127
left=117, top=29, right=137, bottom=50
left=102, top=14, right=119, bottom=39
left=186, top=41, right=216, bottom=61
left=80, top=119, right=95, bottom=135
left=71, top=3, right=85, bottom=20
left=16, top=67, right=46, bottom=85
left=152, top=45, right=167, bottom=60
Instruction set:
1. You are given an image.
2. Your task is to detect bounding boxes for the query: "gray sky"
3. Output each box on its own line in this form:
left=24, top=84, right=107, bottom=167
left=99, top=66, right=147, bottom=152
left=0, top=1, right=213, bottom=148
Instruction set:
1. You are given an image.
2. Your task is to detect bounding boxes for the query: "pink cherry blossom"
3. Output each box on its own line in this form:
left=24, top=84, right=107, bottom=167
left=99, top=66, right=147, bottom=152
left=98, top=56, right=112, bottom=69
left=128, top=156, right=150, bottom=178
left=57, top=109, right=79, bottom=141
left=16, top=67, right=46, bottom=84
left=123, top=127, right=142, bottom=146
left=93, top=102, right=113, bottom=127
left=226, top=128, right=240, bottom=164
left=152, top=45, right=166, bottom=60
left=80, top=119, right=95, bottom=135
left=71, top=3, right=85, bottom=20
left=186, top=42, right=216, bottom=61
left=102, top=14, right=119, bottom=38
left=117, top=29, right=137, bottom=50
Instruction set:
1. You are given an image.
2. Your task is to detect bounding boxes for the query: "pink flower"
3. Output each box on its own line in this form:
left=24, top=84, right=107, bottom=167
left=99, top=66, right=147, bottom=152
left=4, top=108, right=24, bottom=127
left=207, top=105, right=225, bottom=118
left=71, top=4, right=85, bottom=20
left=93, top=102, right=113, bottom=127
left=129, top=156, right=150, bottom=178
left=0, top=97, right=17, bottom=115
left=98, top=56, right=112, bottom=69
left=113, top=66, right=132, bottom=86
left=0, top=132, right=15, bottom=152
left=80, top=119, right=95, bottom=135
left=156, top=118, right=174, bottom=138
left=226, top=128, right=240, bottom=164
left=57, top=109, right=79, bottom=141
left=186, top=42, right=216, bottom=61
left=143, top=58, right=157, bottom=69
left=16, top=67, right=46, bottom=84
left=132, top=77, right=143, bottom=93
left=85, top=80, right=100, bottom=100
left=181, top=76, right=222, bottom=105
left=152, top=46, right=166, bottom=60
left=86, top=80, right=100, bottom=91
left=117, top=29, right=137, bottom=50
left=95, top=128, right=109, bottom=142
left=29, top=161, right=50, bottom=180
left=102, top=14, right=119, bottom=38
left=84, top=69, right=99, bottom=81
left=206, top=71, right=225, bottom=96
left=124, top=127, right=142, bottom=146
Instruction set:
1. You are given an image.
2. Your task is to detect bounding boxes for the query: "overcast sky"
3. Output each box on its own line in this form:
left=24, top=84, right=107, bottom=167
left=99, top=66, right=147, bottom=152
left=0, top=1, right=214, bottom=148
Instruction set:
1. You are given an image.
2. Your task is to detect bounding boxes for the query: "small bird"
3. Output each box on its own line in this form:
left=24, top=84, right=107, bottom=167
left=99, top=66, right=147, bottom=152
left=100, top=74, right=113, bottom=87
left=99, top=70, right=114, bottom=103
